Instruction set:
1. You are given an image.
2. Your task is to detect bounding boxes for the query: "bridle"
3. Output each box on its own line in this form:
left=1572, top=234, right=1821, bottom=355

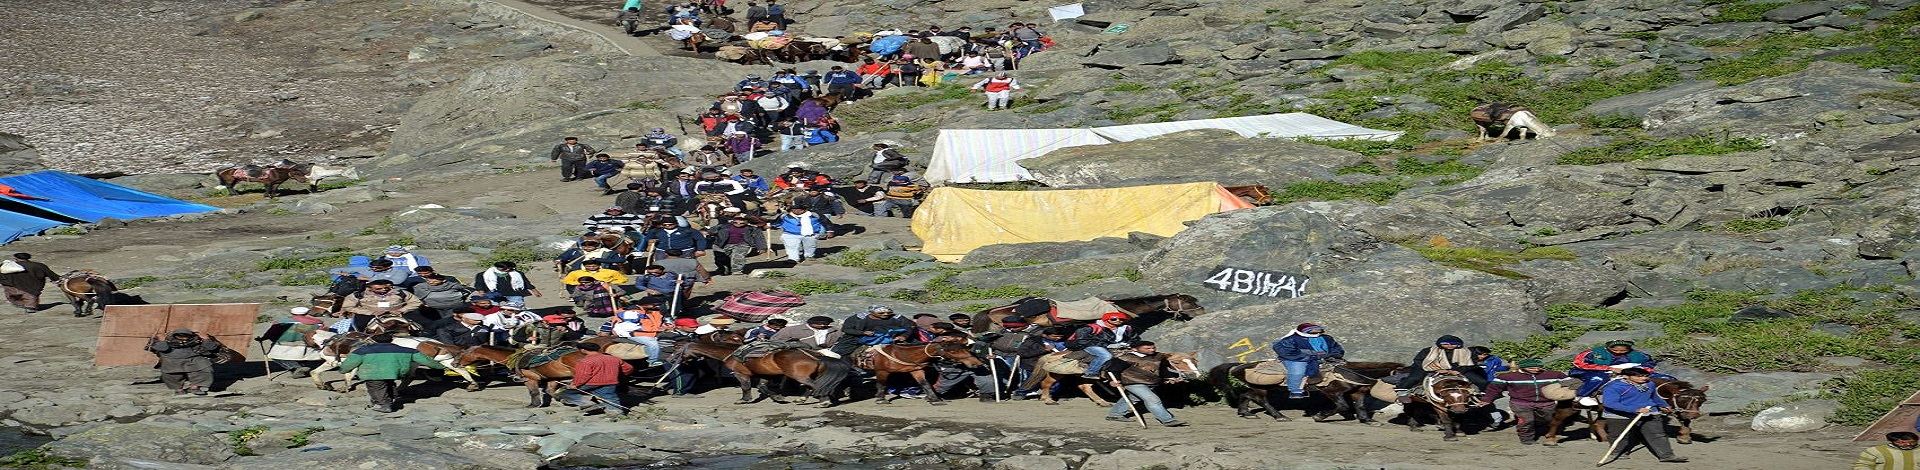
left=1659, top=383, right=1706, bottom=418
left=1159, top=296, right=1203, bottom=318
left=1171, top=355, right=1203, bottom=379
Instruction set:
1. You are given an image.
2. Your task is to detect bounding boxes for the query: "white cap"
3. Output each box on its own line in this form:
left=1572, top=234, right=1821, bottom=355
left=290, top=307, right=312, bottom=315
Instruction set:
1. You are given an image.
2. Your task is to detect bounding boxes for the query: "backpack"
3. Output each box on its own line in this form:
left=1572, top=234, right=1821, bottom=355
left=766, top=4, right=784, bottom=15
left=328, top=276, right=365, bottom=297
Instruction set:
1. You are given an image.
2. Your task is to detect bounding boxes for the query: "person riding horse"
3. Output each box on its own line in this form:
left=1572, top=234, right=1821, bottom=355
left=1066, top=312, right=1140, bottom=379
left=1396, top=335, right=1486, bottom=402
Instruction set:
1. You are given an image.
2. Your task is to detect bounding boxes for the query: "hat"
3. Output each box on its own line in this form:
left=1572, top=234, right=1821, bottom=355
left=1436, top=335, right=1464, bottom=345
left=1101, top=312, right=1129, bottom=323
left=673, top=318, right=701, bottom=328
left=171, top=328, right=196, bottom=336
left=627, top=183, right=644, bottom=190
left=747, top=74, right=762, bottom=79
left=291, top=315, right=324, bottom=325
left=606, top=206, right=624, bottom=211
left=708, top=317, right=736, bottom=326
left=1001, top=316, right=1029, bottom=326
left=543, top=314, right=570, bottom=324
left=1296, top=322, right=1323, bottom=332
left=651, top=127, right=665, bottom=132
left=460, top=313, right=485, bottom=321
left=290, top=306, right=312, bottom=315
left=722, top=207, right=743, bottom=213
left=385, top=245, right=408, bottom=253
left=1517, top=359, right=1546, bottom=368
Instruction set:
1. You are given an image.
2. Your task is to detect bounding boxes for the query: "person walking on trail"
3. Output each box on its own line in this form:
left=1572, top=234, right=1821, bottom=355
left=1067, top=312, right=1139, bottom=379
left=970, top=72, right=1022, bottom=110
left=147, top=328, right=224, bottom=396
left=0, top=252, right=59, bottom=313
left=776, top=205, right=833, bottom=264
left=1856, top=432, right=1920, bottom=470
left=864, top=143, right=910, bottom=183
left=1100, top=341, right=1190, bottom=427
left=561, top=342, right=633, bottom=416
left=1484, top=358, right=1569, bottom=446
left=706, top=217, right=764, bottom=276
left=1597, top=367, right=1688, bottom=463
left=551, top=137, right=598, bottom=182
left=338, top=333, right=446, bottom=413
left=1269, top=322, right=1343, bottom=399
left=823, top=66, right=861, bottom=100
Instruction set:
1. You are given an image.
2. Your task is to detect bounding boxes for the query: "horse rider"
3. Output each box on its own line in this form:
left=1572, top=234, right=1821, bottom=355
left=1067, top=312, right=1139, bottom=380
left=732, top=169, right=770, bottom=196
left=658, top=317, right=709, bottom=398
left=1270, top=322, right=1344, bottom=399
left=1485, top=358, right=1570, bottom=446
left=556, top=240, right=625, bottom=275
left=1570, top=339, right=1673, bottom=404
left=551, top=136, right=598, bottom=182
left=473, top=261, right=542, bottom=305
left=516, top=313, right=585, bottom=349
left=380, top=245, right=431, bottom=272
left=1598, top=368, right=1688, bottom=464
left=334, top=280, right=420, bottom=333
left=430, top=312, right=491, bottom=348
left=147, top=328, right=224, bottom=396
left=410, top=274, right=473, bottom=326
left=640, top=217, right=709, bottom=260
left=583, top=206, right=645, bottom=233
left=767, top=315, right=843, bottom=357
left=1100, top=341, right=1189, bottom=427
left=641, top=127, right=688, bottom=161
left=0, top=252, right=60, bottom=313
left=742, top=318, right=785, bottom=342
left=562, top=260, right=630, bottom=295
left=983, top=316, right=1039, bottom=396
left=828, top=305, right=914, bottom=358
left=339, top=333, right=446, bottom=413
left=1396, top=335, right=1485, bottom=402
left=1013, top=327, right=1071, bottom=399
left=265, top=309, right=328, bottom=378
left=324, top=255, right=374, bottom=295
left=604, top=299, right=670, bottom=366
left=694, top=316, right=736, bottom=335
left=694, top=171, right=752, bottom=208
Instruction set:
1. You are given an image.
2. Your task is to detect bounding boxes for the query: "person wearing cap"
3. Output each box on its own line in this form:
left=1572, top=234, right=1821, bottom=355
left=0, top=252, right=60, bottom=314
left=1598, top=367, right=1688, bottom=463
left=569, top=275, right=623, bottom=318
left=265, top=309, right=327, bottom=378
left=641, top=127, right=688, bottom=160
left=474, top=261, right=542, bottom=305
left=339, top=333, right=445, bottom=412
left=361, top=258, right=412, bottom=285
left=734, top=74, right=770, bottom=92
left=970, top=71, right=1022, bottom=110
left=694, top=316, right=736, bottom=335
left=828, top=305, right=914, bottom=357
left=147, top=328, right=224, bottom=396
left=640, top=217, right=709, bottom=260
left=339, top=280, right=420, bottom=331
left=768, top=315, right=842, bottom=355
left=1486, top=358, right=1570, bottom=445
left=772, top=166, right=833, bottom=193
left=716, top=206, right=769, bottom=227
left=723, top=130, right=758, bottom=163
left=1269, top=322, right=1345, bottom=399
left=1067, top=312, right=1139, bottom=379
left=551, top=136, right=598, bottom=182
left=983, top=316, right=1040, bottom=395
left=1396, top=335, right=1483, bottom=401
left=705, top=217, right=764, bottom=276
left=583, top=206, right=645, bottom=233
left=604, top=301, right=670, bottom=366
left=776, top=204, right=834, bottom=263
left=518, top=310, right=586, bottom=348
left=584, top=154, right=628, bottom=194
left=411, top=274, right=474, bottom=324
left=380, top=245, right=430, bottom=272
left=429, top=311, right=491, bottom=347
left=876, top=170, right=926, bottom=219
left=1569, top=339, right=1670, bottom=400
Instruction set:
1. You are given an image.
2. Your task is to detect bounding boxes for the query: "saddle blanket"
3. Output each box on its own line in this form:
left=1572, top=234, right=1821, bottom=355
left=518, top=346, right=577, bottom=369
left=1053, top=297, right=1119, bottom=321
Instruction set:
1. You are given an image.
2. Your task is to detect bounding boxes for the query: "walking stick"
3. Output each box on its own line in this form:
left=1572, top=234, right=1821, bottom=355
left=257, top=339, right=274, bottom=379
left=558, top=380, right=627, bottom=412
left=764, top=227, right=777, bottom=260
left=1596, top=411, right=1651, bottom=467
left=1107, top=372, right=1148, bottom=428
left=640, top=240, right=658, bottom=267
left=668, top=277, right=684, bottom=318
left=987, top=356, right=1001, bottom=402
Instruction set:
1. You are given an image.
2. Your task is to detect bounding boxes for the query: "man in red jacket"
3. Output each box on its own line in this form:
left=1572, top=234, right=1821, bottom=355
left=563, top=342, right=634, bottom=416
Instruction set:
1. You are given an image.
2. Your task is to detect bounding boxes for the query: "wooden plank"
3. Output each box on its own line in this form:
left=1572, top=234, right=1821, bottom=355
left=1854, top=390, right=1920, bottom=441
left=93, top=303, right=262, bottom=367
left=96, top=304, right=173, bottom=337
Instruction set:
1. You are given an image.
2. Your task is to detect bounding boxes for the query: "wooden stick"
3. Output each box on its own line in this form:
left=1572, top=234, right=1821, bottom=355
left=1108, top=372, right=1148, bottom=428
left=1596, top=411, right=1650, bottom=466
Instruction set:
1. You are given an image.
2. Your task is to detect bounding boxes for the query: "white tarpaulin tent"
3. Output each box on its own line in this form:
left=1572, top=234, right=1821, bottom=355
left=1047, top=3, right=1086, bottom=21
left=924, top=113, right=1404, bottom=184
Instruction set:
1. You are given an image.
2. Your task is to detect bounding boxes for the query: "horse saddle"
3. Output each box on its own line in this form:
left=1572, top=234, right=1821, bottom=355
left=851, top=345, right=880, bottom=369
left=517, top=346, right=577, bottom=369
left=236, top=165, right=273, bottom=179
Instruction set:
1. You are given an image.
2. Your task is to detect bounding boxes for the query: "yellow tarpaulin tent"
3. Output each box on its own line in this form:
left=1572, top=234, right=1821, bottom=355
left=912, top=182, right=1256, bottom=262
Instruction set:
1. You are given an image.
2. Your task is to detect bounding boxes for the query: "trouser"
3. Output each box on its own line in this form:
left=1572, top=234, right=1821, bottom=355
left=594, top=173, right=618, bottom=189
left=1282, top=360, right=1315, bottom=394
left=984, top=90, right=1012, bottom=109
left=829, top=337, right=865, bottom=357
left=781, top=233, right=819, bottom=261
left=160, top=368, right=214, bottom=391
left=876, top=198, right=918, bottom=218
left=716, top=244, right=753, bottom=275
left=865, top=169, right=892, bottom=184
left=365, top=379, right=397, bottom=406
left=828, top=83, right=856, bottom=99
left=561, top=384, right=629, bottom=414
left=624, top=335, right=663, bottom=364
left=1604, top=414, right=1676, bottom=459
left=1512, top=401, right=1557, bottom=442
left=1080, top=347, right=1113, bottom=376
left=666, top=363, right=700, bottom=394
left=559, top=157, right=586, bottom=180
left=1108, top=384, right=1177, bottom=423
left=994, top=355, right=1030, bottom=393
left=779, top=135, right=807, bottom=151
left=860, top=74, right=886, bottom=88
left=4, top=286, right=38, bottom=310
left=933, top=364, right=998, bottom=396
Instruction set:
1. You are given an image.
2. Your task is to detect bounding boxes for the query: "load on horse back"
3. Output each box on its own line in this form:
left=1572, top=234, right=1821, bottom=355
left=1023, top=348, right=1203, bottom=406
left=1544, top=376, right=1709, bottom=445
left=214, top=162, right=311, bottom=199
left=1210, top=358, right=1405, bottom=424
left=1471, top=103, right=1557, bottom=141
left=969, top=294, right=1206, bottom=334
left=60, top=270, right=117, bottom=317
left=304, top=318, right=481, bottom=392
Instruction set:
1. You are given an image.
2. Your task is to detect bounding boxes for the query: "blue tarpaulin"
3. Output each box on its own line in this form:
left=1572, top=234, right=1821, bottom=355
left=0, top=209, right=66, bottom=244
left=0, top=171, right=218, bottom=242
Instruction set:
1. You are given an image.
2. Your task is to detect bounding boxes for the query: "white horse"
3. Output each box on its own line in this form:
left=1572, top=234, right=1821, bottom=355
left=304, top=164, right=362, bottom=188
left=1472, top=103, right=1558, bottom=141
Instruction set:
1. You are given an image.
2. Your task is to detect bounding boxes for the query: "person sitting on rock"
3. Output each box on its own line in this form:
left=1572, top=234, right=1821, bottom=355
left=828, top=305, right=914, bottom=357
left=147, top=328, right=224, bottom=396
left=876, top=173, right=925, bottom=218
left=584, top=154, right=627, bottom=194
left=1396, top=335, right=1484, bottom=402
left=1067, top=312, right=1138, bottom=379
left=324, top=255, right=374, bottom=295
left=837, top=180, right=886, bottom=217
left=1270, top=322, right=1343, bottom=399
left=768, top=316, right=843, bottom=357
left=1569, top=339, right=1673, bottom=403
left=334, top=280, right=420, bottom=333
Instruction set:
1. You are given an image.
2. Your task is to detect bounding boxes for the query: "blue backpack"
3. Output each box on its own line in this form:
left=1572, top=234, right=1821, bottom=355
left=767, top=4, right=784, bottom=15
left=870, top=36, right=910, bottom=56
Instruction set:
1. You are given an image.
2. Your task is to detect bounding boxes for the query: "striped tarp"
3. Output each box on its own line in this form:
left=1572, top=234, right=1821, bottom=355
left=1091, top=113, right=1403, bottom=142
left=923, top=113, right=1401, bottom=184
left=711, top=289, right=808, bottom=322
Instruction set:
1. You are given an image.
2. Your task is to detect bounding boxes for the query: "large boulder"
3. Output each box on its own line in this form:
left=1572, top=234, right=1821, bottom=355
left=960, top=237, right=1153, bottom=265
left=1751, top=399, right=1840, bottom=432
left=1643, top=64, right=1914, bottom=143
left=1699, top=371, right=1836, bottom=414
left=43, top=423, right=236, bottom=467
left=1023, top=129, right=1364, bottom=188
left=0, top=132, right=47, bottom=176
left=1398, top=166, right=1649, bottom=234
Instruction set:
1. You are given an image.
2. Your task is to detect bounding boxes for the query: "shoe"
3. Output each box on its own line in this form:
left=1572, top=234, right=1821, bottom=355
left=190, top=388, right=208, bottom=396
left=175, top=388, right=189, bottom=395
left=374, top=406, right=394, bottom=413
left=562, top=178, right=574, bottom=182
left=1160, top=420, right=1189, bottom=427
left=1289, top=392, right=1309, bottom=399
left=1658, top=458, right=1689, bottom=463
left=1080, top=373, right=1100, bottom=379
left=1104, top=416, right=1130, bottom=422
left=1521, top=440, right=1537, bottom=446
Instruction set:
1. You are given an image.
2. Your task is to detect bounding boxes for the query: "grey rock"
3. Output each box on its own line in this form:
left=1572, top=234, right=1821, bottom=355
left=1023, top=129, right=1364, bottom=189
left=1666, top=22, right=1781, bottom=43
left=1080, top=450, right=1182, bottom=470
left=1644, top=64, right=1911, bottom=142
left=287, top=200, right=338, bottom=215
left=1263, top=48, right=1347, bottom=61
left=961, top=237, right=1149, bottom=266
left=45, top=423, right=235, bottom=466
left=0, top=132, right=47, bottom=176
left=1751, top=399, right=1840, bottom=432
left=1866, top=114, right=1911, bottom=124
left=1083, top=45, right=1179, bottom=68
left=1577, top=80, right=1719, bottom=122
left=1762, top=2, right=1839, bottom=23
left=303, top=185, right=379, bottom=204
left=1401, top=166, right=1641, bottom=232
left=1701, top=372, right=1836, bottom=414
left=224, top=435, right=538, bottom=469
left=1470, top=4, right=1546, bottom=38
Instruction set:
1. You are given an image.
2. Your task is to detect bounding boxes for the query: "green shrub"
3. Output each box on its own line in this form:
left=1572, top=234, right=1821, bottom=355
left=894, top=272, right=1047, bottom=303
left=780, top=280, right=854, bottom=295
left=257, top=250, right=356, bottom=272
left=1829, top=369, right=1920, bottom=425
left=229, top=425, right=268, bottom=456
left=1708, top=2, right=1791, bottom=23
left=1102, top=83, right=1149, bottom=92
left=1405, top=245, right=1576, bottom=279
left=1714, top=218, right=1791, bottom=234
left=873, top=273, right=905, bottom=284
left=1273, top=180, right=1408, bottom=204
left=314, top=179, right=362, bottom=191
left=276, top=272, right=333, bottom=287
left=1393, top=157, right=1483, bottom=181
left=1107, top=103, right=1185, bottom=122
left=1299, top=136, right=1418, bottom=157
left=1556, top=135, right=1767, bottom=165
left=0, top=448, right=88, bottom=469
left=1335, top=163, right=1383, bottom=175
left=1327, top=50, right=1458, bottom=73
left=828, top=249, right=923, bottom=272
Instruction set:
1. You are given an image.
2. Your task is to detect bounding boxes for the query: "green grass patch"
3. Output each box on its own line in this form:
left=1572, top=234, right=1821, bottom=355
left=890, top=271, right=1047, bottom=304
left=827, top=249, right=922, bottom=272
left=1829, top=369, right=1920, bottom=425
left=1273, top=180, right=1409, bottom=204
left=780, top=279, right=854, bottom=295
left=1712, top=218, right=1792, bottom=234
left=1708, top=1, right=1791, bottom=23
left=1327, top=50, right=1458, bottom=73
left=276, top=272, right=333, bottom=287
left=1556, top=135, right=1766, bottom=165
left=1394, top=157, right=1484, bottom=181
left=0, top=448, right=88, bottom=469
left=1107, top=103, right=1185, bottom=122
left=228, top=425, right=268, bottom=456
left=1300, top=136, right=1418, bottom=157
left=1102, top=83, right=1149, bottom=92
left=1405, top=245, right=1576, bottom=279
left=257, top=249, right=356, bottom=272
left=314, top=179, right=362, bottom=191
left=117, top=276, right=161, bottom=289
left=1336, top=163, right=1383, bottom=175
left=873, top=273, right=905, bottom=284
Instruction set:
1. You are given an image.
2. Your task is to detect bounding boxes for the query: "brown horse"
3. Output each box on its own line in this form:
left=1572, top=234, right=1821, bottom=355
left=1406, top=375, right=1480, bottom=441
left=215, top=165, right=310, bottom=199
left=59, top=270, right=117, bottom=317
left=850, top=341, right=986, bottom=405
left=1022, top=350, right=1203, bottom=406
left=970, top=294, right=1206, bottom=334
left=1209, top=360, right=1405, bottom=424
left=1544, top=377, right=1709, bottom=444
left=457, top=344, right=591, bottom=408
left=680, top=338, right=852, bottom=406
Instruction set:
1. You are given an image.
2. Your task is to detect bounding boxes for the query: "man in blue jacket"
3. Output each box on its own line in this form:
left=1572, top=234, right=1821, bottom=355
left=584, top=154, right=627, bottom=194
left=823, top=65, right=862, bottom=99
left=1270, top=322, right=1343, bottom=399
left=640, top=218, right=708, bottom=260
left=1599, top=368, right=1688, bottom=464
